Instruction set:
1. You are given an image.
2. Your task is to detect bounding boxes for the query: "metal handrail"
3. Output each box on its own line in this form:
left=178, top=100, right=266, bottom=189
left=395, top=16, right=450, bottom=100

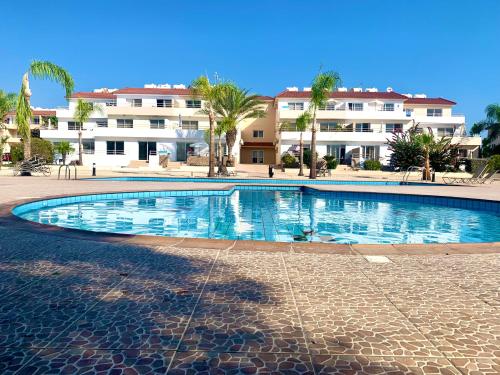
left=402, top=166, right=434, bottom=183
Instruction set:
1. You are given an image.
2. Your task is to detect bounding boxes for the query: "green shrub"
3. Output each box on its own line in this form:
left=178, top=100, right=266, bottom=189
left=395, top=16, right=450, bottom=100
left=323, top=155, right=338, bottom=169
left=303, top=149, right=318, bottom=168
left=10, top=139, right=54, bottom=163
left=10, top=144, right=24, bottom=163
left=364, top=160, right=382, bottom=170
left=488, top=154, right=500, bottom=172
left=31, top=138, right=54, bottom=163
left=281, top=153, right=298, bottom=168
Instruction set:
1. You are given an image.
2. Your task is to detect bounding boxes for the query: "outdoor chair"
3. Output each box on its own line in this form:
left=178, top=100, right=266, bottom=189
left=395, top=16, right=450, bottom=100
left=316, top=160, right=328, bottom=177
left=443, top=165, right=487, bottom=185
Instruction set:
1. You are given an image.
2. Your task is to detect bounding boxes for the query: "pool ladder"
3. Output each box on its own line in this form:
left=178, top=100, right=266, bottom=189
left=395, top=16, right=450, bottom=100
left=401, top=166, right=434, bottom=184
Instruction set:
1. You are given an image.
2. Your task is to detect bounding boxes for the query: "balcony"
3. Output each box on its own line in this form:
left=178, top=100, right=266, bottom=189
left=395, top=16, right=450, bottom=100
left=450, top=135, right=482, bottom=146
left=278, top=109, right=409, bottom=121
left=105, top=105, right=202, bottom=117
left=413, top=114, right=465, bottom=125
left=280, top=130, right=388, bottom=143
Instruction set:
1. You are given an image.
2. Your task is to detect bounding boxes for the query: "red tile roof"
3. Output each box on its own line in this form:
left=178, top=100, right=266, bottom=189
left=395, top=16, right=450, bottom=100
left=275, top=90, right=408, bottom=100
left=7, top=110, right=56, bottom=116
left=256, top=95, right=275, bottom=101
left=404, top=97, right=456, bottom=105
left=70, top=92, right=117, bottom=99
left=113, top=87, right=193, bottom=95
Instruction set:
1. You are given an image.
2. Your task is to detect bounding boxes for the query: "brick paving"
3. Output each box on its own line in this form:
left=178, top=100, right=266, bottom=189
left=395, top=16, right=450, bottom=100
left=0, top=177, right=499, bottom=373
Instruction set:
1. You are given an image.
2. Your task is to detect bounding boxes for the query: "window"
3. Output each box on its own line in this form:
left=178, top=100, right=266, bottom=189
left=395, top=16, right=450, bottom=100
left=106, top=141, right=124, bottom=155
left=361, top=145, right=379, bottom=160
left=68, top=121, right=83, bottom=130
left=348, top=102, right=363, bottom=111
left=5, top=117, right=10, bottom=124
left=319, top=102, right=336, bottom=110
left=32, top=116, right=40, bottom=125
left=156, top=99, right=172, bottom=108
left=150, top=119, right=165, bottom=129
left=128, top=99, right=142, bottom=107
left=186, top=100, right=201, bottom=108
left=405, top=109, right=413, bottom=117
left=181, top=120, right=198, bottom=130
left=288, top=102, right=304, bottom=111
left=82, top=140, right=95, bottom=154
left=281, top=123, right=298, bottom=131
left=326, top=145, right=346, bottom=161
left=385, top=123, right=403, bottom=133
left=437, top=127, right=454, bottom=137
left=253, top=130, right=264, bottom=138
left=427, top=108, right=443, bottom=117
left=355, top=123, right=371, bottom=132
left=382, top=103, right=394, bottom=111
left=105, top=100, right=117, bottom=107
left=117, top=119, right=133, bottom=128
left=252, top=150, right=264, bottom=164
left=320, top=122, right=341, bottom=132
left=96, top=119, right=108, bottom=128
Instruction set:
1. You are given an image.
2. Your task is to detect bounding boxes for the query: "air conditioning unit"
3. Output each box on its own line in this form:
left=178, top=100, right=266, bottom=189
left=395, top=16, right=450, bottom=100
left=158, top=84, right=171, bottom=89
left=352, top=87, right=363, bottom=92
left=386, top=87, right=393, bottom=92
left=402, top=93, right=413, bottom=98
left=366, top=88, right=378, bottom=92
left=337, top=87, right=348, bottom=92
left=286, top=87, right=299, bottom=92
left=144, top=84, right=157, bottom=88
left=303, top=87, right=311, bottom=91
left=414, top=94, right=427, bottom=98
left=93, top=88, right=109, bottom=93
left=173, top=84, right=186, bottom=89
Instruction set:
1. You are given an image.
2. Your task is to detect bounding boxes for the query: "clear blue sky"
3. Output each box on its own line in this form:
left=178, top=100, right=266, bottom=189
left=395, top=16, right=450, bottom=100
left=1, top=0, right=499, bottom=128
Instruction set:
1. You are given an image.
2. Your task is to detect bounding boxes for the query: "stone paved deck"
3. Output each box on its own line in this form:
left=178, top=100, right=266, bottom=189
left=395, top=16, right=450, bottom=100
left=0, top=176, right=499, bottom=374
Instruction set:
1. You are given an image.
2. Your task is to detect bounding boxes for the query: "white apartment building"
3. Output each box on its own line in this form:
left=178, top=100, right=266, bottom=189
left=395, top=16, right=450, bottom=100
left=41, top=85, right=232, bottom=167
left=276, top=87, right=481, bottom=165
left=39, top=83, right=481, bottom=168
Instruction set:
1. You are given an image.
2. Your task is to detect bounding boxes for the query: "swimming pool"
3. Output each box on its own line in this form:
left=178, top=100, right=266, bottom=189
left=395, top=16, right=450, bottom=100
left=13, top=187, right=500, bottom=244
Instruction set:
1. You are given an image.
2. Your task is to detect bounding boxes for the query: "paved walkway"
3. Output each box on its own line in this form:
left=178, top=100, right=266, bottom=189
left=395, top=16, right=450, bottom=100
left=0, top=176, right=499, bottom=374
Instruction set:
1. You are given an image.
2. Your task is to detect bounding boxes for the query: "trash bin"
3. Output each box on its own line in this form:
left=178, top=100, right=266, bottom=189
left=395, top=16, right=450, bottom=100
left=268, top=164, right=274, bottom=178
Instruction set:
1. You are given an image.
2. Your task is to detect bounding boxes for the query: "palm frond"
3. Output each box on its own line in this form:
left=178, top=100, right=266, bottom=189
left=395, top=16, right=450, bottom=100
left=29, top=60, right=74, bottom=98
left=295, top=112, right=311, bottom=132
left=310, top=71, right=341, bottom=109
left=74, top=99, right=99, bottom=123
left=15, top=81, right=32, bottom=139
left=0, top=90, right=17, bottom=123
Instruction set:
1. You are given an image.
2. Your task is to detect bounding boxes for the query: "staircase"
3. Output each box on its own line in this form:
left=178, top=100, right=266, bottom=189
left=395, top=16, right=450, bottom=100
left=127, top=160, right=148, bottom=168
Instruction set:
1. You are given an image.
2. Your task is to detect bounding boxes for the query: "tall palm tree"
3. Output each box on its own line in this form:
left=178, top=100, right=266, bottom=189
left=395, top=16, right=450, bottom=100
left=212, top=85, right=265, bottom=165
left=295, top=112, right=311, bottom=176
left=74, top=99, right=102, bottom=165
left=308, top=71, right=341, bottom=179
left=16, top=60, right=73, bottom=160
left=470, top=104, right=500, bottom=154
left=418, top=131, right=434, bottom=181
left=190, top=75, right=226, bottom=177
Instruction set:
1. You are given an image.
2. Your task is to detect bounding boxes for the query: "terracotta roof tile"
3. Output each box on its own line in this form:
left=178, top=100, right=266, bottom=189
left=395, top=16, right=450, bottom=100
left=275, top=90, right=408, bottom=100
left=404, top=97, right=456, bottom=105
left=113, top=87, right=193, bottom=95
left=70, top=92, right=117, bottom=99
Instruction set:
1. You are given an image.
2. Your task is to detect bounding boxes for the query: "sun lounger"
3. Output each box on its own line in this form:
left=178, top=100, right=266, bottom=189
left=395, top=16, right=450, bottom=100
left=442, top=165, right=487, bottom=185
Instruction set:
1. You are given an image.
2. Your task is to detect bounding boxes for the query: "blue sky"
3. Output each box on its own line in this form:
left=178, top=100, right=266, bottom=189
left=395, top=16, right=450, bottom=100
left=1, top=0, right=499, bottom=128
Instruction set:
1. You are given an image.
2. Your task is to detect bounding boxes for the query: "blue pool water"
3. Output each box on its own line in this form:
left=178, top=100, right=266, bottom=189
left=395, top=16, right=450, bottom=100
left=13, top=187, right=500, bottom=244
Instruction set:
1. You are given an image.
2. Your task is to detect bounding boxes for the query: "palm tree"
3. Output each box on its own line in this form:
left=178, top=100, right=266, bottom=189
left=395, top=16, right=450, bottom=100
left=54, top=141, right=75, bottom=165
left=0, top=90, right=17, bottom=123
left=212, top=85, right=265, bottom=165
left=74, top=99, right=102, bottom=165
left=308, top=71, right=341, bottom=179
left=190, top=75, right=226, bottom=177
left=470, top=104, right=500, bottom=154
left=215, top=120, right=227, bottom=163
left=16, top=60, right=73, bottom=160
left=295, top=112, right=311, bottom=176
left=418, top=131, right=434, bottom=181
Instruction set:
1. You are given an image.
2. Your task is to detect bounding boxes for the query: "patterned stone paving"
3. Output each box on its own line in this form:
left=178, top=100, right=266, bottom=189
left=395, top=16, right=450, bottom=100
left=0, top=228, right=499, bottom=373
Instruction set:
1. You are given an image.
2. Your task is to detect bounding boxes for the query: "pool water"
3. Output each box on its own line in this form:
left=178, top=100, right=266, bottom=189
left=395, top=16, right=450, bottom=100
left=15, top=188, right=500, bottom=244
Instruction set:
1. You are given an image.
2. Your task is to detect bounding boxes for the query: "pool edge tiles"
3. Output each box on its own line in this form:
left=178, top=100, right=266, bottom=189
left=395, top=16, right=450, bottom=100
left=83, top=176, right=412, bottom=186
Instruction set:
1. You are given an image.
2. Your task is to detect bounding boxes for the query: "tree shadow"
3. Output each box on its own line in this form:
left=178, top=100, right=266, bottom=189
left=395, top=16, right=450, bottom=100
left=0, top=229, right=454, bottom=374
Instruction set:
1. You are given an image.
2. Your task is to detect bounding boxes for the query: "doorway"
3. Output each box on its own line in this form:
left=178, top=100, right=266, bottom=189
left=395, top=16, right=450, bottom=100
left=138, top=141, right=157, bottom=161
